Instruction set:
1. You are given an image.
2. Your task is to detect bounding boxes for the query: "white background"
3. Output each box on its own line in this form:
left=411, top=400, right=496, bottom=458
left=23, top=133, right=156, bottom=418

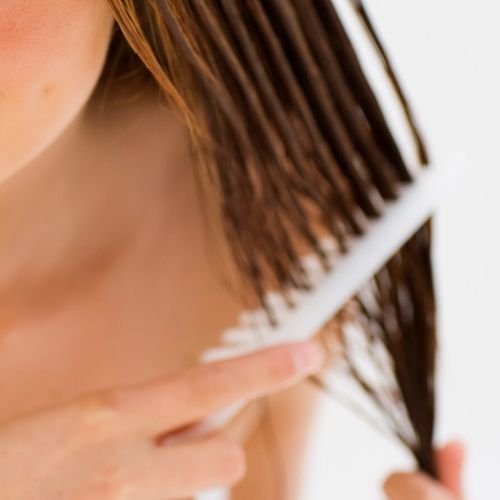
left=300, top=1, right=500, bottom=498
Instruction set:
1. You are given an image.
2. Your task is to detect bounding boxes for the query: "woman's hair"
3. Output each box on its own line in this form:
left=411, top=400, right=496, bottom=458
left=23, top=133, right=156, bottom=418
left=100, top=0, right=437, bottom=476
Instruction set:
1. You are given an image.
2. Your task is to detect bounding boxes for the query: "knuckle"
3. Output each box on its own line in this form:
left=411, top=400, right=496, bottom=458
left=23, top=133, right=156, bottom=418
left=71, top=391, right=124, bottom=440
left=80, top=391, right=121, bottom=419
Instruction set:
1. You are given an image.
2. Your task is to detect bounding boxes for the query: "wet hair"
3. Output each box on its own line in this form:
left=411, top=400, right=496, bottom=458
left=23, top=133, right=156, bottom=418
left=101, top=0, right=437, bottom=476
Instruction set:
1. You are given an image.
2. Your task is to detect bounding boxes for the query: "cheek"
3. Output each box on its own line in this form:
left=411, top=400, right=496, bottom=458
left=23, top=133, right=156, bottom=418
left=0, top=0, right=114, bottom=177
left=0, top=0, right=114, bottom=92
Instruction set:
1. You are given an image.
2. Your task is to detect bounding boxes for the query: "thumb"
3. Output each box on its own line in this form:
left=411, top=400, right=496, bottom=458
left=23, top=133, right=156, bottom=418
left=436, top=440, right=465, bottom=497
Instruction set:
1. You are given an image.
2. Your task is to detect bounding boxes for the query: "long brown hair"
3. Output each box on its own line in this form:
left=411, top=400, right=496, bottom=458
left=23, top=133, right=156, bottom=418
left=101, top=0, right=437, bottom=477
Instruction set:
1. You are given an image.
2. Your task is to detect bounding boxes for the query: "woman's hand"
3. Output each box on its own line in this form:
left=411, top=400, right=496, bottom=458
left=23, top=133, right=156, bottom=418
left=0, top=340, right=324, bottom=499
left=384, top=441, right=465, bottom=499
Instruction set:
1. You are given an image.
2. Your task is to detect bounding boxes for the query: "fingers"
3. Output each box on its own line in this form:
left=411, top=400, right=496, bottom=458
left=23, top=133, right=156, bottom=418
left=116, top=340, right=325, bottom=435
left=436, top=441, right=465, bottom=497
left=52, top=341, right=323, bottom=499
left=384, top=440, right=465, bottom=500
left=129, top=434, right=246, bottom=499
left=384, top=472, right=457, bottom=500
left=156, top=398, right=264, bottom=448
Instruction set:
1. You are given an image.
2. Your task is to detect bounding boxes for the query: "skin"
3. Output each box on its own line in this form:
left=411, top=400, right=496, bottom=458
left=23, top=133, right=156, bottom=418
left=0, top=1, right=465, bottom=498
left=1, top=2, right=325, bottom=498
left=0, top=0, right=114, bottom=181
left=0, top=341, right=325, bottom=498
left=384, top=442, right=465, bottom=500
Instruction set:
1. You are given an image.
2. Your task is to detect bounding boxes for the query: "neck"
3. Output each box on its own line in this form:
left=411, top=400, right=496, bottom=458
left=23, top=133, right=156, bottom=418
left=0, top=90, right=192, bottom=325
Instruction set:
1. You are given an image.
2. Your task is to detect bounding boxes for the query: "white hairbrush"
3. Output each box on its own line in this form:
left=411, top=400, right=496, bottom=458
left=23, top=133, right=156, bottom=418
left=188, top=162, right=454, bottom=500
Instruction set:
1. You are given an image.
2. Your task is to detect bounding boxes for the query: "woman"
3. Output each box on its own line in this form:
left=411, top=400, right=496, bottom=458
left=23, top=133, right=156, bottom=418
left=0, top=0, right=464, bottom=498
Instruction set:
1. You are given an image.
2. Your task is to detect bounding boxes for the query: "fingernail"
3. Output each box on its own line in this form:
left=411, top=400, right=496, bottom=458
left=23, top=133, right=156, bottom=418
left=292, top=341, right=326, bottom=374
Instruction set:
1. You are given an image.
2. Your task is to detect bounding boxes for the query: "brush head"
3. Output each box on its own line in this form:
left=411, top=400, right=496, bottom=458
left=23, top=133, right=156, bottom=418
left=202, top=164, right=447, bottom=363
left=194, top=161, right=459, bottom=487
